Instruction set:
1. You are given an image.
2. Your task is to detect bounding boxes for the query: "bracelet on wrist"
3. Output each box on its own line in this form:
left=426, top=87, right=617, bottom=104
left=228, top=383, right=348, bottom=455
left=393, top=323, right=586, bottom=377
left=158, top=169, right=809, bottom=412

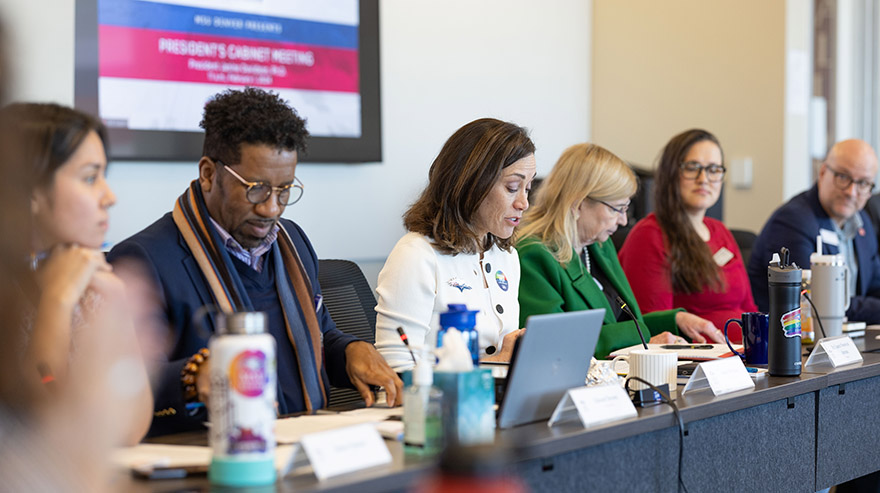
left=181, top=347, right=210, bottom=404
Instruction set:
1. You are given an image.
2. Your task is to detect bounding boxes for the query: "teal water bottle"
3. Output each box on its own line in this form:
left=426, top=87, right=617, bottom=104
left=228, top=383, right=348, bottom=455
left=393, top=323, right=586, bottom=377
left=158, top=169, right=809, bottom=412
left=438, top=304, right=480, bottom=366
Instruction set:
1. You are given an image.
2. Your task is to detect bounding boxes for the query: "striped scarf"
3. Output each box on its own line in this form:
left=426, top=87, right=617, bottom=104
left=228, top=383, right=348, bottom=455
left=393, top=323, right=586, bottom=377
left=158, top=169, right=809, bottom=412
left=172, top=180, right=326, bottom=412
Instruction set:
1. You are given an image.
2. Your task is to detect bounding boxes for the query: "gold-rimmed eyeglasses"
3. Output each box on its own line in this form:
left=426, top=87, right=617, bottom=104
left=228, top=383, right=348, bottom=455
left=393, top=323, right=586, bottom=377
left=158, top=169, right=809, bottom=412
left=215, top=159, right=304, bottom=206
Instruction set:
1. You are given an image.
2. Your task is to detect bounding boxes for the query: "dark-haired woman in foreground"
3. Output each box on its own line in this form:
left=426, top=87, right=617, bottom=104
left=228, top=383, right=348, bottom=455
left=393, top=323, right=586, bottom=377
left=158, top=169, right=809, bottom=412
left=375, top=118, right=536, bottom=371
left=6, top=103, right=153, bottom=443
left=619, top=129, right=757, bottom=343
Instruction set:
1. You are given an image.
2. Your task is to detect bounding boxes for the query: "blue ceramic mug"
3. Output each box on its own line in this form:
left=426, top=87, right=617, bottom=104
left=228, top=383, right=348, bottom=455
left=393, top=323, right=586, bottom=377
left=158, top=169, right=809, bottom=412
left=724, top=312, right=769, bottom=365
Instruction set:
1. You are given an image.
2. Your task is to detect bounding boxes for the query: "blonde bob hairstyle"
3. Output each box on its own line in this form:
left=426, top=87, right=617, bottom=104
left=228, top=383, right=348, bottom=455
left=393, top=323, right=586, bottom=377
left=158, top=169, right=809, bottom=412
left=518, top=143, right=637, bottom=264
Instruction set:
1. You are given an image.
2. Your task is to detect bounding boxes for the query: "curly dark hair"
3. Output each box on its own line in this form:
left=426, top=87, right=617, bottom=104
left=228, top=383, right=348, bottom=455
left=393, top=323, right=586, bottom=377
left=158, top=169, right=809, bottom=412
left=199, top=87, right=309, bottom=164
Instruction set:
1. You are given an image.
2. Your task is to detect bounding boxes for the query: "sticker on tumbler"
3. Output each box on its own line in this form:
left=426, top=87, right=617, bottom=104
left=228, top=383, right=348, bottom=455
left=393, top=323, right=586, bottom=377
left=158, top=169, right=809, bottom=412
left=495, top=271, right=509, bottom=291
left=780, top=308, right=802, bottom=338
left=229, top=350, right=268, bottom=397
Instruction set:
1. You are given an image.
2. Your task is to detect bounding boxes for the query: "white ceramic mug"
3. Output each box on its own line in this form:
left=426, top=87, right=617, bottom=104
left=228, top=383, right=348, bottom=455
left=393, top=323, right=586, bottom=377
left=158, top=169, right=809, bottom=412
left=611, top=349, right=678, bottom=393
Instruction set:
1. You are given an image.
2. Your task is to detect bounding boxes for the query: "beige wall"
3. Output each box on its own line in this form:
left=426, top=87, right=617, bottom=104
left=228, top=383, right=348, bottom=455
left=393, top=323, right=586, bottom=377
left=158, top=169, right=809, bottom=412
left=592, top=1, right=788, bottom=233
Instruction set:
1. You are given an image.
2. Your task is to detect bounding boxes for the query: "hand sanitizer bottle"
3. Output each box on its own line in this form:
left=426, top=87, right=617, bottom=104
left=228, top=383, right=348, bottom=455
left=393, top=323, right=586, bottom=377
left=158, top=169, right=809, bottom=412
left=404, top=352, right=443, bottom=454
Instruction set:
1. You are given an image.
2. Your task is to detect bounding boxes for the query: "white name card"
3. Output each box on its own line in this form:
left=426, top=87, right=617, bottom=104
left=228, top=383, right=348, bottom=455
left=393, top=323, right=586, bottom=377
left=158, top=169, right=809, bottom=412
left=299, top=423, right=391, bottom=481
left=547, top=384, right=637, bottom=429
left=683, top=357, right=755, bottom=396
left=805, top=336, right=863, bottom=368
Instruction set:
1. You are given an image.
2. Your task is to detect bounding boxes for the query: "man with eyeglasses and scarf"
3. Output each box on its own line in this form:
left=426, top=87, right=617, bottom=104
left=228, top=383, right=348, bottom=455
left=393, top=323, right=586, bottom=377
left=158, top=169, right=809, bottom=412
left=109, top=88, right=402, bottom=437
left=748, top=139, right=880, bottom=324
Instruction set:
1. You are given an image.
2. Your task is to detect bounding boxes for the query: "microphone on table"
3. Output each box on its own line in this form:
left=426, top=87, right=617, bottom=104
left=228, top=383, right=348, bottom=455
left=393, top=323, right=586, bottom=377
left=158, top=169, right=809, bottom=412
left=616, top=295, right=649, bottom=350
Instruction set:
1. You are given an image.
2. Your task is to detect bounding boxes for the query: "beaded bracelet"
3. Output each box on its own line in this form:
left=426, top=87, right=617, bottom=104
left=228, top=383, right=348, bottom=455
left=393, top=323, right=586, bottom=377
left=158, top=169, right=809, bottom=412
left=181, top=348, right=210, bottom=404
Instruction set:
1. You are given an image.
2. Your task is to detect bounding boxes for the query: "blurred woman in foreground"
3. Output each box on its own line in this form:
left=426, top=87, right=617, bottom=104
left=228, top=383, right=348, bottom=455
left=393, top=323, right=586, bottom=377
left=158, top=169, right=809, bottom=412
left=1, top=103, right=153, bottom=450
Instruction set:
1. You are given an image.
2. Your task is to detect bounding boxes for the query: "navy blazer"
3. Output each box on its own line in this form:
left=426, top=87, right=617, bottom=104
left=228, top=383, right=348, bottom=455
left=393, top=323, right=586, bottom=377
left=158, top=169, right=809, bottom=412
left=747, top=184, right=880, bottom=323
left=108, top=213, right=357, bottom=436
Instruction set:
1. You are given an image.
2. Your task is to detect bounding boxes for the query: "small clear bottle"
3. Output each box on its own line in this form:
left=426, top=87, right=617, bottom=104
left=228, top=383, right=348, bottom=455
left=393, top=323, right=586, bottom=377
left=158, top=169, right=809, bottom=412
left=404, top=353, right=443, bottom=455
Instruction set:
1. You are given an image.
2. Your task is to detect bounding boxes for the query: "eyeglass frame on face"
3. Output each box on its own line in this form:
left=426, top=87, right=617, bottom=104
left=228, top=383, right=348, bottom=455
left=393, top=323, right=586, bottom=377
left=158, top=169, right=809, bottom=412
left=679, top=161, right=726, bottom=183
left=590, top=197, right=630, bottom=216
left=823, top=162, right=875, bottom=195
left=212, top=158, right=304, bottom=206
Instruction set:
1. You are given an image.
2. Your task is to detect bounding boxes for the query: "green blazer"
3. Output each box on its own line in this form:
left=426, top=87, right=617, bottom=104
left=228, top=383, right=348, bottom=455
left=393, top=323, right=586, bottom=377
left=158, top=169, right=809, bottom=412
left=517, top=236, right=680, bottom=359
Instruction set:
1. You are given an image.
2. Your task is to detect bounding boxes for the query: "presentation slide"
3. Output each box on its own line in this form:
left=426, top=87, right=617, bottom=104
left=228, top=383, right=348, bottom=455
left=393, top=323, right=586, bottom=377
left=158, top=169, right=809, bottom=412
left=97, top=0, right=361, bottom=137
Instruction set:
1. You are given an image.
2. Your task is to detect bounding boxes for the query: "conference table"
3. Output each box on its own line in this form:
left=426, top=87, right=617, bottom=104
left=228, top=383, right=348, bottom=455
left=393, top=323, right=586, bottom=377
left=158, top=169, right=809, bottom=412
left=129, top=346, right=880, bottom=492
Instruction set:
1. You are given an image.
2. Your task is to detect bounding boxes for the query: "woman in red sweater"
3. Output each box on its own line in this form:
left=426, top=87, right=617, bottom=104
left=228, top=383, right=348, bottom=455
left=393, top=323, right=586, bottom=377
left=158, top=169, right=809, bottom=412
left=618, top=129, right=757, bottom=343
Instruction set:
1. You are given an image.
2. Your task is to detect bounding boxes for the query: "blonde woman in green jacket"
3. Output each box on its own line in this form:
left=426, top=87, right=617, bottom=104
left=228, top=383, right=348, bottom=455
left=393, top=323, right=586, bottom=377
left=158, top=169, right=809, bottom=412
left=516, top=143, right=724, bottom=359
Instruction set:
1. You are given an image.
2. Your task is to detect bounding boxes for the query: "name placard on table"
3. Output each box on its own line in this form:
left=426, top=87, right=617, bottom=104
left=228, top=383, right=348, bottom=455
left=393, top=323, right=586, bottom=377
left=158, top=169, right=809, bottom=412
left=683, top=357, right=755, bottom=396
left=805, top=336, right=863, bottom=368
left=300, top=423, right=392, bottom=481
left=548, top=384, right=637, bottom=429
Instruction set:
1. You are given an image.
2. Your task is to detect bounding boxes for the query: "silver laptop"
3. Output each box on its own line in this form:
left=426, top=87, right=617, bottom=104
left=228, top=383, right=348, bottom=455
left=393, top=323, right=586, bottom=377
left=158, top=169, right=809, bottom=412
left=496, top=308, right=605, bottom=429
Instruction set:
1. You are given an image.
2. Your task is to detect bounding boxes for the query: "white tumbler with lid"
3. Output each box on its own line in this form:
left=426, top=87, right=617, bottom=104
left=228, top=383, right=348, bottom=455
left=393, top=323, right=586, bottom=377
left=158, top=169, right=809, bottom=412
left=810, top=253, right=850, bottom=338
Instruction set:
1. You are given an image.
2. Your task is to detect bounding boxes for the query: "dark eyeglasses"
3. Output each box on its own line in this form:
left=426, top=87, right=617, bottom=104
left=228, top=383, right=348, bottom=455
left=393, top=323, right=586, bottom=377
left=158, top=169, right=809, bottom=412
left=591, top=198, right=630, bottom=216
left=680, top=161, right=726, bottom=182
left=215, top=159, right=304, bottom=206
left=824, top=163, right=875, bottom=195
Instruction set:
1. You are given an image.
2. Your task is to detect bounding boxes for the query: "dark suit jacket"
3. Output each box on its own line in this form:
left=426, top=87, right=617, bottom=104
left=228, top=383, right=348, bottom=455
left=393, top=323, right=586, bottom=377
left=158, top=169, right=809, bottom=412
left=747, top=184, right=880, bottom=322
left=864, top=194, right=880, bottom=249
left=108, top=213, right=357, bottom=436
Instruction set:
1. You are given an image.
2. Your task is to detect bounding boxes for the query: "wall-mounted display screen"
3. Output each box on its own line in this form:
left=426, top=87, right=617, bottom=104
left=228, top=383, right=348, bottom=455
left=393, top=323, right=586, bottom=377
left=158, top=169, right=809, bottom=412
left=75, top=0, right=381, bottom=163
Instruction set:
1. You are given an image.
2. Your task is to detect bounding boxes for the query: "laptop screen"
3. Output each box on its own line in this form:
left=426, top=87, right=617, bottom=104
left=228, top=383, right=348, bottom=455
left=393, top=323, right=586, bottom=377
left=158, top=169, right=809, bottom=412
left=496, top=308, right=605, bottom=429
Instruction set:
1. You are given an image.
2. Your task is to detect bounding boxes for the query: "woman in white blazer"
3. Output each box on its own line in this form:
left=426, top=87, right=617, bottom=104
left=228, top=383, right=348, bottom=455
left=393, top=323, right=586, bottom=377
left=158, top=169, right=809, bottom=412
left=375, top=118, right=537, bottom=371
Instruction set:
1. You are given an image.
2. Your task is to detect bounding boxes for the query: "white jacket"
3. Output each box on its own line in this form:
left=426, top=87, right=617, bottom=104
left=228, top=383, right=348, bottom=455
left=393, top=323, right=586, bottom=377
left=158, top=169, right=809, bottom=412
left=375, top=232, right=520, bottom=371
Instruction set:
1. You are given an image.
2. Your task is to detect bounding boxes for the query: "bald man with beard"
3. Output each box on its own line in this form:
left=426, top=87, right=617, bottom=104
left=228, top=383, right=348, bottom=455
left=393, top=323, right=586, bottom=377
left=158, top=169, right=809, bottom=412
left=748, top=139, right=880, bottom=323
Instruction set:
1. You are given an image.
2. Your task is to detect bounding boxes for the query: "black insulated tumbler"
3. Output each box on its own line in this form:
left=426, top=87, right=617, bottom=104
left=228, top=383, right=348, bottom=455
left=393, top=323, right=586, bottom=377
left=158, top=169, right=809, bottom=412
left=768, top=247, right=803, bottom=376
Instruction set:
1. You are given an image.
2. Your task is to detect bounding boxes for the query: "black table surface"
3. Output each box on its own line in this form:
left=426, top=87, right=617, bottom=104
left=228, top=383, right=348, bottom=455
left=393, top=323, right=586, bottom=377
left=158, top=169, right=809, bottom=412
left=123, top=348, right=880, bottom=492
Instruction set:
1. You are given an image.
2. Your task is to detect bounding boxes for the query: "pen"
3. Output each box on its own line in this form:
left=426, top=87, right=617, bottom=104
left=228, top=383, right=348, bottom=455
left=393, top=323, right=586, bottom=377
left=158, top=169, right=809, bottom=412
left=185, top=402, right=205, bottom=411
left=396, top=326, right=418, bottom=365
left=660, top=344, right=714, bottom=350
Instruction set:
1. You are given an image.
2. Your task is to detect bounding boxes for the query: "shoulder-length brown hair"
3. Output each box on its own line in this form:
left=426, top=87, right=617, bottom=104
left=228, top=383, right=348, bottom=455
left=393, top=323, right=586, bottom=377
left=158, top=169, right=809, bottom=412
left=404, top=118, right=535, bottom=255
left=654, top=128, right=724, bottom=294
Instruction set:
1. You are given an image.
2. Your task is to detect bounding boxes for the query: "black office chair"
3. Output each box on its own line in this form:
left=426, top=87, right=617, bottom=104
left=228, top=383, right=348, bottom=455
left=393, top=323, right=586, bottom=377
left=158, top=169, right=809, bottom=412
left=730, top=229, right=758, bottom=267
left=317, top=259, right=377, bottom=408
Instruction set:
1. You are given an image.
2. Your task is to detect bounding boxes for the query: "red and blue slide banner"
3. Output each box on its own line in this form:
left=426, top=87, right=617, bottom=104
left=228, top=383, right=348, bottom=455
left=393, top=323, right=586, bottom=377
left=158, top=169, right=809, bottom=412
left=97, top=0, right=362, bottom=137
